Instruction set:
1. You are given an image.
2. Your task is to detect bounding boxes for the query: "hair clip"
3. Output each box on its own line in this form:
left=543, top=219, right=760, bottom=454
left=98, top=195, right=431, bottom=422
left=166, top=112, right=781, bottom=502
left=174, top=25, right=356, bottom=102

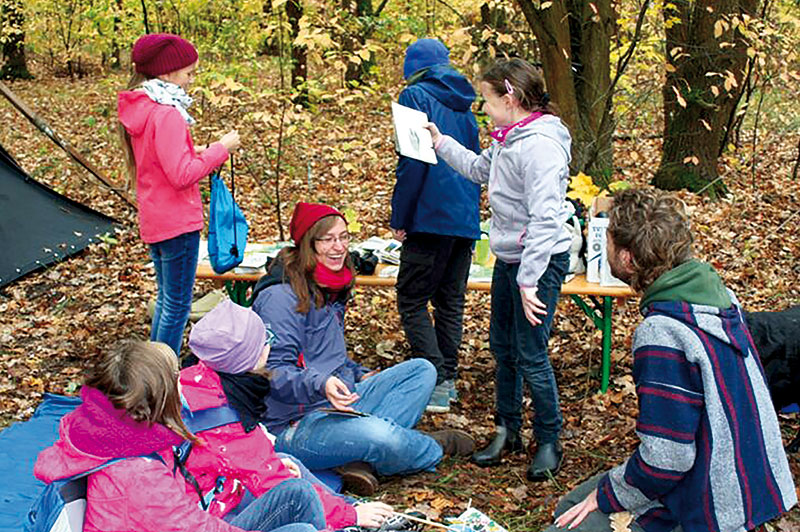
left=541, top=92, right=551, bottom=106
left=504, top=79, right=514, bottom=95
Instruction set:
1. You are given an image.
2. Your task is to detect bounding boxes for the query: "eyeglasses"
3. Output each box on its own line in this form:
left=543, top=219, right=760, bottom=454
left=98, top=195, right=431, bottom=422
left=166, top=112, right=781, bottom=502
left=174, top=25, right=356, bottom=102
left=265, top=326, right=277, bottom=346
left=315, top=232, right=351, bottom=247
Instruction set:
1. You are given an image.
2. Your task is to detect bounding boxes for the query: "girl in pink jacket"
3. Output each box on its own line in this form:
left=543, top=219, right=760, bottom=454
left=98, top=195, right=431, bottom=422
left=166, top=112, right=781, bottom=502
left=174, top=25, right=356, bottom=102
left=184, top=299, right=396, bottom=530
left=118, top=33, right=240, bottom=357
left=34, top=340, right=321, bottom=532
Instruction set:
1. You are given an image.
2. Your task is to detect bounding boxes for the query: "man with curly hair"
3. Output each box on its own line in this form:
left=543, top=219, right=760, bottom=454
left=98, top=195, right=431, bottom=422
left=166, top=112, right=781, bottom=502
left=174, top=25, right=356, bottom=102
left=547, top=188, right=796, bottom=532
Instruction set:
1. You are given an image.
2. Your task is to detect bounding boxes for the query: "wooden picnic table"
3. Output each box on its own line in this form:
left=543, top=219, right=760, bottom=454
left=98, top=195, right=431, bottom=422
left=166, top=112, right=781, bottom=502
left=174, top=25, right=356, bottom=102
left=196, top=261, right=635, bottom=393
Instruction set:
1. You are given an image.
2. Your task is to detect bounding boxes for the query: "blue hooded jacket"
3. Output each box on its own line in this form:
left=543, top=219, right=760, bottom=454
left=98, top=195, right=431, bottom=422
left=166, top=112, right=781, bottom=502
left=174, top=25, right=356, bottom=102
left=391, top=64, right=481, bottom=239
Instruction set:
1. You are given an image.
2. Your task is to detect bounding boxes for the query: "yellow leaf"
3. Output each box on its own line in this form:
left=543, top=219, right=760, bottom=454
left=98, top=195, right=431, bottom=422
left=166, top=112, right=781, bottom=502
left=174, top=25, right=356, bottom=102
left=711, top=85, right=720, bottom=97
left=672, top=86, right=687, bottom=108
left=714, top=19, right=725, bottom=39
left=541, top=1, right=553, bottom=8
left=567, top=172, right=601, bottom=208
left=357, top=48, right=371, bottom=61
left=683, top=156, right=700, bottom=166
left=700, top=119, right=712, bottom=131
left=665, top=63, right=676, bottom=73
left=610, top=511, right=634, bottom=532
left=431, top=496, right=450, bottom=511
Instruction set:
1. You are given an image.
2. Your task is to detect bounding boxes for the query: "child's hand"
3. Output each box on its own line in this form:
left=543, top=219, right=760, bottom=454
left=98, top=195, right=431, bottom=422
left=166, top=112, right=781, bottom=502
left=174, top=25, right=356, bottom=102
left=355, top=501, right=394, bottom=528
left=424, top=122, right=442, bottom=147
left=280, top=457, right=302, bottom=478
left=520, top=286, right=548, bottom=326
left=219, top=130, right=241, bottom=151
left=390, top=228, right=406, bottom=242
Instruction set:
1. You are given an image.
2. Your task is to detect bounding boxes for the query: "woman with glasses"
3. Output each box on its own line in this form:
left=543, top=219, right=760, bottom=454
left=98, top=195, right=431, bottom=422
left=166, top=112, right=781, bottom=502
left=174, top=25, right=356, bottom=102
left=250, top=202, right=474, bottom=495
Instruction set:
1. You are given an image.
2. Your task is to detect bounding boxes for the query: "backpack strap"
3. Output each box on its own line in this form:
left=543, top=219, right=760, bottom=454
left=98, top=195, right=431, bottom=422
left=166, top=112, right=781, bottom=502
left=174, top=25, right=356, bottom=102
left=181, top=404, right=241, bottom=434
left=57, top=452, right=164, bottom=484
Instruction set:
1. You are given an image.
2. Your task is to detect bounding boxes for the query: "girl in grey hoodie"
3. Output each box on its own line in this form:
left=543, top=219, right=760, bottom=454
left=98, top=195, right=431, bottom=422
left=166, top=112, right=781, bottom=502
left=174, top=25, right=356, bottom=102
left=427, top=58, right=573, bottom=482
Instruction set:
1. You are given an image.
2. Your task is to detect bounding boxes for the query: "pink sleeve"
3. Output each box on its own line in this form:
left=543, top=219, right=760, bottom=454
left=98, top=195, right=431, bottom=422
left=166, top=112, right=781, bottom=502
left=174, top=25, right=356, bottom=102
left=153, top=109, right=229, bottom=190
left=315, top=484, right=358, bottom=528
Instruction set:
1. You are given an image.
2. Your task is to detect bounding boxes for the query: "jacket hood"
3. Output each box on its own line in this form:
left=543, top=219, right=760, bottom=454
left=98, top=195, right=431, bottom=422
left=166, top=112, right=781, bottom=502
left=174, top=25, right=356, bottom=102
left=408, top=65, right=476, bottom=112
left=642, top=263, right=749, bottom=358
left=34, top=386, right=181, bottom=482
left=640, top=260, right=732, bottom=311
left=252, top=258, right=286, bottom=301
left=118, top=90, right=159, bottom=136
left=505, top=114, right=571, bottom=162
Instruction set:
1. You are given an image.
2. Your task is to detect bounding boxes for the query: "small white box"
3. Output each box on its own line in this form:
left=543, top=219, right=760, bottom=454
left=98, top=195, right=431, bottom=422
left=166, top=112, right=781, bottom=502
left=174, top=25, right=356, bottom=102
left=586, top=216, right=608, bottom=283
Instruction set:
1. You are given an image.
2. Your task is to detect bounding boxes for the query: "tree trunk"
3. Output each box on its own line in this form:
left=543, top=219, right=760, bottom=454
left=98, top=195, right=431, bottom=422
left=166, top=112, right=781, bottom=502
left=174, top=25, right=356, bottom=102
left=516, top=0, right=614, bottom=180
left=342, top=0, right=376, bottom=84
left=285, top=0, right=308, bottom=104
left=653, top=0, right=758, bottom=197
left=0, top=0, right=33, bottom=80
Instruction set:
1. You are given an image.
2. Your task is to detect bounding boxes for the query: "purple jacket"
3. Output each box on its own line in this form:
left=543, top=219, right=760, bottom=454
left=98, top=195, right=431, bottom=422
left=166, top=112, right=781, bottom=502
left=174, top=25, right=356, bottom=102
left=251, top=269, right=371, bottom=433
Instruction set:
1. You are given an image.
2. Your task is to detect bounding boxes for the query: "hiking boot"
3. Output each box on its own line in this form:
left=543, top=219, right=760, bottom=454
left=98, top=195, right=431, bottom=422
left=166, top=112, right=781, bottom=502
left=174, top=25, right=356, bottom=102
left=430, top=429, right=475, bottom=456
left=334, top=461, right=379, bottom=496
left=443, top=379, right=458, bottom=402
left=425, top=383, right=451, bottom=413
left=526, top=441, right=563, bottom=482
left=471, top=425, right=524, bottom=467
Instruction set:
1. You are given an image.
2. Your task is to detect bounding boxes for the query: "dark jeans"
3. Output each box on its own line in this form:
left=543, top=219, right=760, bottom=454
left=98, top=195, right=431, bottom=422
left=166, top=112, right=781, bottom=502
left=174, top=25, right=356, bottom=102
left=149, top=230, right=199, bottom=357
left=396, top=233, right=473, bottom=383
left=490, top=252, right=569, bottom=443
left=226, top=478, right=324, bottom=532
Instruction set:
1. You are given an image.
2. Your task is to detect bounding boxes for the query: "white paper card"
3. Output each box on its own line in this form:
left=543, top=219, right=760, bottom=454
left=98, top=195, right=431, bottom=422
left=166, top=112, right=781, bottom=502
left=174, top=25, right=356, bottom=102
left=391, top=102, right=437, bottom=164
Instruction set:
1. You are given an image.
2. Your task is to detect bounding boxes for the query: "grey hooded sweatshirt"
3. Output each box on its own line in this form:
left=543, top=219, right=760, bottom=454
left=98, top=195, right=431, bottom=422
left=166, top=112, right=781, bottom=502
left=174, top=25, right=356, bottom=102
left=436, top=114, right=572, bottom=288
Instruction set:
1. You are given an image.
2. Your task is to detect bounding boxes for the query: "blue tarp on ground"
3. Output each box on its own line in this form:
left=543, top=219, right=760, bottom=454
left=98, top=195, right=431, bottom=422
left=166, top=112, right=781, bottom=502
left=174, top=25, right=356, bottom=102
left=0, top=393, right=80, bottom=532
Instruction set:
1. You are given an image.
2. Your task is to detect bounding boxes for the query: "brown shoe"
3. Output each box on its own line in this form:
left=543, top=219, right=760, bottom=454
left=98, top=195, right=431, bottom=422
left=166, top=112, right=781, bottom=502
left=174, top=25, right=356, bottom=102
left=334, top=461, right=379, bottom=496
left=430, top=429, right=475, bottom=456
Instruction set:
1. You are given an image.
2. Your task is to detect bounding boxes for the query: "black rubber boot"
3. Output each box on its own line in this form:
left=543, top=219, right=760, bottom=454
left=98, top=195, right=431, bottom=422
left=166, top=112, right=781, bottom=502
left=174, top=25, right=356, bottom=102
left=471, top=425, right=524, bottom=467
left=526, top=441, right=563, bottom=482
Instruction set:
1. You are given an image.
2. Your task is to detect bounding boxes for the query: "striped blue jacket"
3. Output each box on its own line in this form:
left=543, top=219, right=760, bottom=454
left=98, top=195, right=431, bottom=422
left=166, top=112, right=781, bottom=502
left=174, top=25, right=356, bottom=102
left=596, top=295, right=796, bottom=532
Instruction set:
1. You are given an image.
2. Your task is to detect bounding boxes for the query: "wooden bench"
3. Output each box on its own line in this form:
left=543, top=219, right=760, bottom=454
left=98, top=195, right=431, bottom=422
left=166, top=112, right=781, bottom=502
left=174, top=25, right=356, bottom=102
left=196, top=262, right=635, bottom=393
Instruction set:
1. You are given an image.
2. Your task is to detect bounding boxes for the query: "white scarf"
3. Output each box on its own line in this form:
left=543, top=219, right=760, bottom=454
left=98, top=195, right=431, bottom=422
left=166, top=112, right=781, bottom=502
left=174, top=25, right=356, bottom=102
left=140, top=78, right=196, bottom=125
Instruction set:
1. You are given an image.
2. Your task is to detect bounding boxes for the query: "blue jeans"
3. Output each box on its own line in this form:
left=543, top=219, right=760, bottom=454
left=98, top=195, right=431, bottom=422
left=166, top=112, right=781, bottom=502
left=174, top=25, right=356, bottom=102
left=490, top=252, right=569, bottom=444
left=149, top=231, right=199, bottom=356
left=275, top=359, right=441, bottom=476
left=226, top=478, right=324, bottom=532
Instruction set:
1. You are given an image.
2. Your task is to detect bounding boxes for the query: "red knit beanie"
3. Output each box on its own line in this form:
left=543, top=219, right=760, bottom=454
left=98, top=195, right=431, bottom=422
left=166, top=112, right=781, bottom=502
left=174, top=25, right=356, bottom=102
left=289, top=202, right=346, bottom=243
left=132, top=33, right=198, bottom=77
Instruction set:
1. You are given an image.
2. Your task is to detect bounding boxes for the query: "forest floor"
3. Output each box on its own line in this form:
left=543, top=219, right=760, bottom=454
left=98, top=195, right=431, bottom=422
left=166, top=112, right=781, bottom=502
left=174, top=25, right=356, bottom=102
left=1, top=63, right=799, bottom=531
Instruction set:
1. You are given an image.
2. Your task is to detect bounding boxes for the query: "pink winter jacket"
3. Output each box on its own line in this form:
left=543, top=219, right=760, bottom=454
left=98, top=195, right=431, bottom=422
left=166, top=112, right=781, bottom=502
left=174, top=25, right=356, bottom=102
left=118, top=91, right=229, bottom=244
left=180, top=363, right=358, bottom=528
left=34, top=386, right=247, bottom=532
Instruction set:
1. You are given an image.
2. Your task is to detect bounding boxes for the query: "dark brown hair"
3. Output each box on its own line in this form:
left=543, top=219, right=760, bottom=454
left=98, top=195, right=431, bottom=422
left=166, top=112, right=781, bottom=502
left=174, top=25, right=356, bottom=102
left=118, top=71, right=150, bottom=194
left=607, top=188, right=694, bottom=292
left=85, top=339, right=196, bottom=442
left=273, top=215, right=355, bottom=314
left=481, top=58, right=557, bottom=115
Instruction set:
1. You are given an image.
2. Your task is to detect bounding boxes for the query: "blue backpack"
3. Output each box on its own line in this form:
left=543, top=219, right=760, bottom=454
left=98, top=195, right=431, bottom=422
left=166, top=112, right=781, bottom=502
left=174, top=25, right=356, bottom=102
left=208, top=155, right=248, bottom=274
left=24, top=453, right=163, bottom=532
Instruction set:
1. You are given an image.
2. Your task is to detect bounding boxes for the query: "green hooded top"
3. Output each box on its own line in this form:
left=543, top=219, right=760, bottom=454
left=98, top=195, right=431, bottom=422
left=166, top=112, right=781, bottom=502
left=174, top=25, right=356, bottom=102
left=639, top=259, right=731, bottom=313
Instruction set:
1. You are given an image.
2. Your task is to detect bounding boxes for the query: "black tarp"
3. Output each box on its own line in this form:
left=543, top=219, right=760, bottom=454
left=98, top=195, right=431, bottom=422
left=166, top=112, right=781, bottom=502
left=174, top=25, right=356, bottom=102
left=0, top=143, right=117, bottom=288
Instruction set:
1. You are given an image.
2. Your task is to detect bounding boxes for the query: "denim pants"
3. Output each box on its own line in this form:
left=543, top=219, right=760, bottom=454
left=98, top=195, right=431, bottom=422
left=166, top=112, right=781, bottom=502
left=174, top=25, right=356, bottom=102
left=274, top=359, right=441, bottom=476
left=226, top=478, right=324, bottom=532
left=396, top=233, right=473, bottom=383
left=149, top=230, right=199, bottom=356
left=490, top=252, right=569, bottom=443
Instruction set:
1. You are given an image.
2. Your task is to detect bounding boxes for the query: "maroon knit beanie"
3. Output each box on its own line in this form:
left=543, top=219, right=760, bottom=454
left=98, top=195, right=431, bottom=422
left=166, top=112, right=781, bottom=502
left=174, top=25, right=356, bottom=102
left=132, top=33, right=198, bottom=77
left=289, top=202, right=346, bottom=243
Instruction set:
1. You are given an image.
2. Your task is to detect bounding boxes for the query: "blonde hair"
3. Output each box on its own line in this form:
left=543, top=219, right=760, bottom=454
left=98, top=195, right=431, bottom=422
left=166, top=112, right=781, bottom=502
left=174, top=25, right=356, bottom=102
left=117, top=71, right=149, bottom=195
left=85, top=339, right=196, bottom=442
left=273, top=215, right=355, bottom=314
left=607, top=188, right=694, bottom=292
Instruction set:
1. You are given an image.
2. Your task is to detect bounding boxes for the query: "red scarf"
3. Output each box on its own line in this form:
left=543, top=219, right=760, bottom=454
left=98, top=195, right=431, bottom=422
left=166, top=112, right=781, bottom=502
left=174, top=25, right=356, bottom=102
left=490, top=111, right=544, bottom=144
left=313, top=262, right=353, bottom=290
